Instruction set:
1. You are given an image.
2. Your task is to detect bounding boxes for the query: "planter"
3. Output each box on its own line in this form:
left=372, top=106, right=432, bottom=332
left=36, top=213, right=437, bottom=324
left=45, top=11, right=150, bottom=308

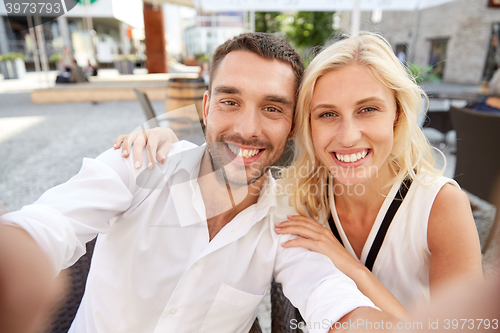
left=0, top=58, right=26, bottom=79
left=114, top=60, right=134, bottom=75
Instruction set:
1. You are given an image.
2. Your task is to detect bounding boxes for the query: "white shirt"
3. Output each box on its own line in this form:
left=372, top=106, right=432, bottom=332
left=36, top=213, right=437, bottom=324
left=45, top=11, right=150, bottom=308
left=329, top=172, right=458, bottom=311
left=3, top=141, right=376, bottom=333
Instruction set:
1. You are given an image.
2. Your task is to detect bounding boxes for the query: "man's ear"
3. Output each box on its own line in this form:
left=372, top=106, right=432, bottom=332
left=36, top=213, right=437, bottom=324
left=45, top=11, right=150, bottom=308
left=287, top=123, right=295, bottom=141
left=202, top=91, right=210, bottom=126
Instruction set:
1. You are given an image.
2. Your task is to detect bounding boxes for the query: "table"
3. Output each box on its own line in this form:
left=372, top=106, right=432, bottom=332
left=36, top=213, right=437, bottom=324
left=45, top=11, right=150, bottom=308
left=422, top=92, right=483, bottom=146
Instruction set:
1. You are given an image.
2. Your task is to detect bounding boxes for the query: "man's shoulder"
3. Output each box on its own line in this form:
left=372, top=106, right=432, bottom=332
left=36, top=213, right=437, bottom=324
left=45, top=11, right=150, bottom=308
left=168, top=140, right=201, bottom=157
left=269, top=193, right=298, bottom=224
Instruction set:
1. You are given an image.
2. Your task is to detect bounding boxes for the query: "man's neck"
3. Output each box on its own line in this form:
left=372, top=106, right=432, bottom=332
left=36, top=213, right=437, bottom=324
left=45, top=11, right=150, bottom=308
left=197, top=150, right=266, bottom=241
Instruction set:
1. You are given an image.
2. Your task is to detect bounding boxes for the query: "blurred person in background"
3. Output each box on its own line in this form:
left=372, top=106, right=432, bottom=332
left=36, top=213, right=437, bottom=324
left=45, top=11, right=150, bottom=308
left=474, top=69, right=500, bottom=113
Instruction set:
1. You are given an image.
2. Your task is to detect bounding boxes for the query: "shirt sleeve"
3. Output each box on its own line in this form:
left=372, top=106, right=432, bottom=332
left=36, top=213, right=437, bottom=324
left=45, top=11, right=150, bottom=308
left=0, top=148, right=135, bottom=274
left=273, top=235, right=378, bottom=333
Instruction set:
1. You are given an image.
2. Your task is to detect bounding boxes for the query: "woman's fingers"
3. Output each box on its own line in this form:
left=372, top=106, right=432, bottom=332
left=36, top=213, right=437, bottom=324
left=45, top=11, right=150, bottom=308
left=114, top=127, right=179, bottom=167
left=121, top=132, right=139, bottom=158
left=113, top=135, right=126, bottom=150
left=157, top=140, right=171, bottom=164
left=132, top=134, right=147, bottom=168
left=276, top=217, right=325, bottom=234
left=281, top=237, right=319, bottom=252
left=145, top=140, right=159, bottom=169
left=275, top=224, right=321, bottom=241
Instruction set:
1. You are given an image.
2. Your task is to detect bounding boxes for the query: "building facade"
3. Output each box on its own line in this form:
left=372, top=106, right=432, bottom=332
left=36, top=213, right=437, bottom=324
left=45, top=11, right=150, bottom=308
left=0, top=0, right=144, bottom=68
left=338, top=0, right=500, bottom=84
left=183, top=12, right=244, bottom=57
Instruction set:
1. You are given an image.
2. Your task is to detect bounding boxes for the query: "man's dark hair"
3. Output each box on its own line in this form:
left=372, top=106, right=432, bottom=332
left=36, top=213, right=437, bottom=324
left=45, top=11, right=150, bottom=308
left=209, top=32, right=304, bottom=103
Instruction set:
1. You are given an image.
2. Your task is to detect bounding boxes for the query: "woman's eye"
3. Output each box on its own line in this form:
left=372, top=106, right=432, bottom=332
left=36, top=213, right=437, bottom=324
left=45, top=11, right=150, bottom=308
left=360, top=107, right=377, bottom=113
left=319, top=112, right=336, bottom=118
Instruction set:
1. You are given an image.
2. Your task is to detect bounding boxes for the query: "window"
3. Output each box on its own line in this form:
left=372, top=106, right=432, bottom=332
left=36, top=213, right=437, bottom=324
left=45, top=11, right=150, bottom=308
left=428, top=38, right=448, bottom=79
left=482, top=22, right=500, bottom=81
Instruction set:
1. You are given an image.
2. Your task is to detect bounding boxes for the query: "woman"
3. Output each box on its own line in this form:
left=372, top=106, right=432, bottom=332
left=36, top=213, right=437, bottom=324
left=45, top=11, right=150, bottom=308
left=114, top=32, right=482, bottom=316
left=273, top=32, right=483, bottom=314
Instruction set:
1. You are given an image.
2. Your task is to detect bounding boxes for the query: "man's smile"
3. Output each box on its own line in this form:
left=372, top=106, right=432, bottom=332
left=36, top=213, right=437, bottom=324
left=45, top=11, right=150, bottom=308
left=225, top=143, right=265, bottom=164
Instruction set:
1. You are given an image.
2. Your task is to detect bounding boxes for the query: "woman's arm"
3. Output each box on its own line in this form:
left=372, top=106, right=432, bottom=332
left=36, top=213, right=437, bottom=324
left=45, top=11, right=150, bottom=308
left=427, top=184, right=483, bottom=296
left=275, top=215, right=411, bottom=320
left=113, top=127, right=179, bottom=169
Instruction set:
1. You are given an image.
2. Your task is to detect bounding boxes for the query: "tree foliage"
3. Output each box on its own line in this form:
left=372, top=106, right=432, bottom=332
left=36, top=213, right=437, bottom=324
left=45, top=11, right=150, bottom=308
left=255, top=11, right=337, bottom=52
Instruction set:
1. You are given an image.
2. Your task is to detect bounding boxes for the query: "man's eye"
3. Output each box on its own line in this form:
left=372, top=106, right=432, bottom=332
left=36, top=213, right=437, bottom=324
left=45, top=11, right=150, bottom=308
left=265, top=107, right=280, bottom=113
left=223, top=101, right=237, bottom=106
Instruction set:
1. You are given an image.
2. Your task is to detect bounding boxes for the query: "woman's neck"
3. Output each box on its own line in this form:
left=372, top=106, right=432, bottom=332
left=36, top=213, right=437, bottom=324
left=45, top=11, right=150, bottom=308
left=333, top=163, right=395, bottom=219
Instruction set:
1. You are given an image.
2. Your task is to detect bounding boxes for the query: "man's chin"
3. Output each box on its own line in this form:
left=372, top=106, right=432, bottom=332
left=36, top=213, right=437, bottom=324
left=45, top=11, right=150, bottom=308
left=214, top=167, right=266, bottom=187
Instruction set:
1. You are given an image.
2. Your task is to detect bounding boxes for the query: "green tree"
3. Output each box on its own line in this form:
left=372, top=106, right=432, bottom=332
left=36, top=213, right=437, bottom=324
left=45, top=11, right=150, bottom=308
left=283, top=12, right=336, bottom=50
left=255, top=12, right=283, bottom=34
left=254, top=11, right=338, bottom=63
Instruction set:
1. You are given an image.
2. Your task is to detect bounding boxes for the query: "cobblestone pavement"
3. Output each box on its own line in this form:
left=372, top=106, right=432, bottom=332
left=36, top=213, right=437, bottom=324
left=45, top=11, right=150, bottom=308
left=0, top=92, right=154, bottom=212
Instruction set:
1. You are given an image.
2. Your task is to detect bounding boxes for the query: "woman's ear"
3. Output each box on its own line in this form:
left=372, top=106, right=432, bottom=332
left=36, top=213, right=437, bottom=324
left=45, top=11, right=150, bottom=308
left=394, top=103, right=402, bottom=128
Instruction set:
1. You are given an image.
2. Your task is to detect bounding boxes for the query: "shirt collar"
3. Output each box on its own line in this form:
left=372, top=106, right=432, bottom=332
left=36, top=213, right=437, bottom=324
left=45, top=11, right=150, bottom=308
left=169, top=143, right=278, bottom=227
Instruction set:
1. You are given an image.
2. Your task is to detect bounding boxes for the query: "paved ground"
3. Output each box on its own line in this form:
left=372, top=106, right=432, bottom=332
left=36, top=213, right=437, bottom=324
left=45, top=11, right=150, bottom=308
left=0, top=92, right=154, bottom=212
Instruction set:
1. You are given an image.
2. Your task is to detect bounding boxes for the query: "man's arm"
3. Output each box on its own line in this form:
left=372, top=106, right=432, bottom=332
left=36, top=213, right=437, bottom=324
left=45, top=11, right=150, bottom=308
left=0, top=224, right=66, bottom=333
left=1, top=149, right=135, bottom=273
left=330, top=307, right=398, bottom=332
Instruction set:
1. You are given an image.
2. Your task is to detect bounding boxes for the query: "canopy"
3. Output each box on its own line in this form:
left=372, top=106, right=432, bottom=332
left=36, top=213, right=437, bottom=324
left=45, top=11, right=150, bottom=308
left=192, top=0, right=455, bottom=12
left=143, top=0, right=455, bottom=11
left=143, top=0, right=195, bottom=7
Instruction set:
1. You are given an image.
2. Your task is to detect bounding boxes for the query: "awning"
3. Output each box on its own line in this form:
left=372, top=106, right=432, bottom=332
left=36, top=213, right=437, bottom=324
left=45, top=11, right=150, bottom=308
left=193, top=0, right=455, bottom=12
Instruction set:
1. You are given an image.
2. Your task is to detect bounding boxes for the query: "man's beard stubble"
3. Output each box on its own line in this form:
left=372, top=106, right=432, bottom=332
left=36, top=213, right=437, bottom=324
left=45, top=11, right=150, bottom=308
left=204, top=125, right=285, bottom=186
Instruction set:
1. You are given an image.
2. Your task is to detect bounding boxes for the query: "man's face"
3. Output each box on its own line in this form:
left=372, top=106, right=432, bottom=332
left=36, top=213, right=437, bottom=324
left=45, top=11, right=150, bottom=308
left=202, top=50, right=295, bottom=186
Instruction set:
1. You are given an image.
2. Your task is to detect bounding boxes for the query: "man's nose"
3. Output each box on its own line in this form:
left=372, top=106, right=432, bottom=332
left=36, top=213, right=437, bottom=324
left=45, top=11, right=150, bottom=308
left=233, top=107, right=263, bottom=139
left=336, top=118, right=362, bottom=147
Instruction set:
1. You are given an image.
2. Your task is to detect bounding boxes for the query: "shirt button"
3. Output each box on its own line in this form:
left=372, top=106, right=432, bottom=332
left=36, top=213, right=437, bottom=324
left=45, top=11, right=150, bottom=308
left=192, top=262, right=199, bottom=268
left=169, top=308, right=178, bottom=315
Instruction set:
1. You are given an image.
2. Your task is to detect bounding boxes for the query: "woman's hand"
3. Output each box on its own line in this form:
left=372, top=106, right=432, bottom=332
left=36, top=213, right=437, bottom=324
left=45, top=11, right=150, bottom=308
left=113, top=127, right=179, bottom=169
left=275, top=215, right=363, bottom=276
left=275, top=215, right=411, bottom=320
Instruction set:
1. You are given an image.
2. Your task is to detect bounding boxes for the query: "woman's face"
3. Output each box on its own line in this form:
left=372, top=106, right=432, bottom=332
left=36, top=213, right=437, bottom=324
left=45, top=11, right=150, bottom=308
left=310, top=64, right=398, bottom=186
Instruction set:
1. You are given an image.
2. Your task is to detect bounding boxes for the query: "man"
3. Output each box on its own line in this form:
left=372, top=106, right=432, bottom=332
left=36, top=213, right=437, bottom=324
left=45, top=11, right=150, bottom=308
left=1, top=33, right=388, bottom=333
left=474, top=69, right=500, bottom=113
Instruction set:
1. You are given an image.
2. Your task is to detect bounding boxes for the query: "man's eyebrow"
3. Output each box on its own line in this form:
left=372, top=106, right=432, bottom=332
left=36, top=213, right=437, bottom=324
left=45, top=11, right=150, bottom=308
left=213, top=85, right=240, bottom=95
left=264, top=95, right=293, bottom=107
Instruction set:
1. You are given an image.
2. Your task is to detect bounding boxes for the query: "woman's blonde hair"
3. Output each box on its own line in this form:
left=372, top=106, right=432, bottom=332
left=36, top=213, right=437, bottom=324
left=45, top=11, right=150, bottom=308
left=280, top=32, right=444, bottom=219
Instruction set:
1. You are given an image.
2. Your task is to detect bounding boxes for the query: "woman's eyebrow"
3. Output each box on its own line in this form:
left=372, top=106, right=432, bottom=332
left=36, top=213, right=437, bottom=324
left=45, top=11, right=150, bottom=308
left=355, top=97, right=387, bottom=105
left=312, top=103, right=336, bottom=112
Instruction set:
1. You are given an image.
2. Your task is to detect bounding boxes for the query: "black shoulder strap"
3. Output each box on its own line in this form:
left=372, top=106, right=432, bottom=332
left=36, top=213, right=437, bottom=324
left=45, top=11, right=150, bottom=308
left=328, top=213, right=344, bottom=247
left=328, top=177, right=413, bottom=271
left=364, top=177, right=413, bottom=271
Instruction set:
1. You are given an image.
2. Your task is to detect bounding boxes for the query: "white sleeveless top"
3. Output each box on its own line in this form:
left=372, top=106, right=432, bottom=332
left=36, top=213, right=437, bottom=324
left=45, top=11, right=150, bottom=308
left=328, top=172, right=459, bottom=311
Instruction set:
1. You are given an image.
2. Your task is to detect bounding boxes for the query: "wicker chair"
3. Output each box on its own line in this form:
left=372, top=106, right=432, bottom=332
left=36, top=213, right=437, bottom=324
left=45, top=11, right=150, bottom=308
left=450, top=106, right=500, bottom=252
left=271, top=281, right=304, bottom=332
left=46, top=238, right=97, bottom=333
left=450, top=106, right=500, bottom=203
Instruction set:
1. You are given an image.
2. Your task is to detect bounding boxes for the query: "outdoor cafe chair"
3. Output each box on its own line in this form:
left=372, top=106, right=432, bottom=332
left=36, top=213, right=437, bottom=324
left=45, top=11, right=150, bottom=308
left=449, top=106, right=500, bottom=253
left=133, top=88, right=200, bottom=138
